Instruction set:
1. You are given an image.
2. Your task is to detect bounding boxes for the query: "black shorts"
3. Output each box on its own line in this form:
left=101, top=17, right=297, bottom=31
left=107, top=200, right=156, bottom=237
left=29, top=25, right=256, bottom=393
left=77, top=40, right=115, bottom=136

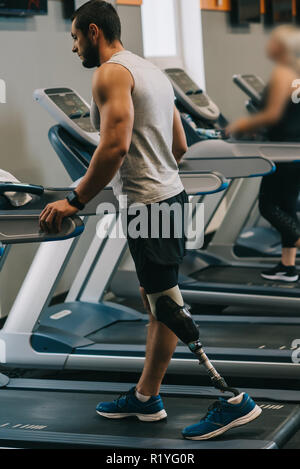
left=123, top=190, right=188, bottom=294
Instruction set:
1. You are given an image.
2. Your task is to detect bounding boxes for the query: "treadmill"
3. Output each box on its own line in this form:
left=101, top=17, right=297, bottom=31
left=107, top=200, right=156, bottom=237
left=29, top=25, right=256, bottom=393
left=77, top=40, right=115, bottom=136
left=0, top=96, right=299, bottom=452
left=1, top=86, right=298, bottom=381
left=163, top=68, right=300, bottom=313
left=232, top=73, right=300, bottom=259
left=3, top=190, right=298, bottom=449
left=222, top=73, right=300, bottom=259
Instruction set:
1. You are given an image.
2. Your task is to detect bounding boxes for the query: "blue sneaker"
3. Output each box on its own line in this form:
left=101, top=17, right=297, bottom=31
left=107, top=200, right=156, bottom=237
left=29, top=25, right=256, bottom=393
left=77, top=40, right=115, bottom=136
left=182, top=393, right=262, bottom=440
left=96, top=387, right=167, bottom=422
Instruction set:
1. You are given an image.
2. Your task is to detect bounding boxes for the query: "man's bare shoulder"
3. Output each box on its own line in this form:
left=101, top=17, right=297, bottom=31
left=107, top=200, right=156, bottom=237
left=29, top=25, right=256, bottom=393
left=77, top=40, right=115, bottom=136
left=92, top=62, right=134, bottom=97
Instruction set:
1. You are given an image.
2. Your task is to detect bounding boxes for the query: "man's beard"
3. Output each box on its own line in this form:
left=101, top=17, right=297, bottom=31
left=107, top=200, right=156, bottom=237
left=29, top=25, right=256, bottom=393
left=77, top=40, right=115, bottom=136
left=82, top=41, right=100, bottom=68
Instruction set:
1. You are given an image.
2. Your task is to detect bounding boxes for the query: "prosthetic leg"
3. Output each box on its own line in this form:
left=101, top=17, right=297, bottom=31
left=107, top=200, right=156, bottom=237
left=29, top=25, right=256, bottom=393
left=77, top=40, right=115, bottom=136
left=155, top=295, right=240, bottom=397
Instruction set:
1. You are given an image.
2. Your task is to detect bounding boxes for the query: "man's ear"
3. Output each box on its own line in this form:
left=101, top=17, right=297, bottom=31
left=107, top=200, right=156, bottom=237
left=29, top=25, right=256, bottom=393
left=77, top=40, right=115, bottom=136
left=89, top=23, right=100, bottom=44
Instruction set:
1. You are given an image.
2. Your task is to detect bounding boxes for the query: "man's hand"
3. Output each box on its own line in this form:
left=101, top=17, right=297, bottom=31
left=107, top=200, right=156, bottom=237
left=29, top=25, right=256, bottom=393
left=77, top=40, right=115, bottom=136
left=39, top=199, right=78, bottom=233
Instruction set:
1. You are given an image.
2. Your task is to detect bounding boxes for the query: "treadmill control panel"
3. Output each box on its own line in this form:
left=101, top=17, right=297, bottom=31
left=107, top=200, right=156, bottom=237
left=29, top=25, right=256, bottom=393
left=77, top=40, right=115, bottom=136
left=45, top=89, right=95, bottom=133
left=165, top=68, right=220, bottom=122
left=233, top=74, right=265, bottom=106
left=33, top=87, right=100, bottom=146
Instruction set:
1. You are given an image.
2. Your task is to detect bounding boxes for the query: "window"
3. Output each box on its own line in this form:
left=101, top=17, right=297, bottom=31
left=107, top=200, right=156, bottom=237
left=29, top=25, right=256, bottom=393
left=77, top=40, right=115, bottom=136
left=141, top=0, right=177, bottom=58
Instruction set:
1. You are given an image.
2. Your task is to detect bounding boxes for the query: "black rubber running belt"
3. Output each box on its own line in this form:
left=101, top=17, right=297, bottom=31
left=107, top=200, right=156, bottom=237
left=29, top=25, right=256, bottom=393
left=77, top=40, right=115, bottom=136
left=0, top=388, right=298, bottom=448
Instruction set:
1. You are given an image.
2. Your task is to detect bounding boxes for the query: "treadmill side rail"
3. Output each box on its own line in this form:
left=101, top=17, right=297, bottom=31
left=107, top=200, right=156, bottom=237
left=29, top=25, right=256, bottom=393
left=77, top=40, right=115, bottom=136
left=0, top=214, right=84, bottom=245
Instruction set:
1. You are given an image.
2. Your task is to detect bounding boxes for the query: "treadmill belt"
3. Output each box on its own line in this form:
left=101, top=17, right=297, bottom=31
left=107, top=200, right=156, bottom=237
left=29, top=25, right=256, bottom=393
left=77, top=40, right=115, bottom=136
left=190, top=266, right=300, bottom=294
left=0, top=386, right=299, bottom=449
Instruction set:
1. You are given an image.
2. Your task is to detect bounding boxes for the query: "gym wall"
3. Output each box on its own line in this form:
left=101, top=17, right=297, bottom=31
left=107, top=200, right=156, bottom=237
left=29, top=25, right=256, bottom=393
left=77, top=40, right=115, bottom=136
left=200, top=10, right=272, bottom=121
left=0, top=0, right=144, bottom=318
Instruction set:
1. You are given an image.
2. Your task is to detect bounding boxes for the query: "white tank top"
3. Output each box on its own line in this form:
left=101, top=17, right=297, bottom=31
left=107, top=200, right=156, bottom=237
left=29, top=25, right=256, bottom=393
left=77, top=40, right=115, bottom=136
left=90, top=50, right=184, bottom=207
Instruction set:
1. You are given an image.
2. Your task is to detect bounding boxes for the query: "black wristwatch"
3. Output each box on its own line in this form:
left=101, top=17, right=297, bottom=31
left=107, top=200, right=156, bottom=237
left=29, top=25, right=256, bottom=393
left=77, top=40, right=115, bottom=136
left=66, top=190, right=85, bottom=210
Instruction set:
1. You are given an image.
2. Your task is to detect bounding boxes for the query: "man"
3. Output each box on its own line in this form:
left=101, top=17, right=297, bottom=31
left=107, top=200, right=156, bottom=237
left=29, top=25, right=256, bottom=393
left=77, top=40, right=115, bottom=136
left=40, top=0, right=260, bottom=440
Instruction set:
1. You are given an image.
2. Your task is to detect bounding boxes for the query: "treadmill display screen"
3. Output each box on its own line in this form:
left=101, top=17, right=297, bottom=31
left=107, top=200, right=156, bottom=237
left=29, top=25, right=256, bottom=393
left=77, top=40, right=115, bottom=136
left=47, top=92, right=96, bottom=133
left=243, top=75, right=265, bottom=96
left=231, top=0, right=261, bottom=25
left=166, top=70, right=209, bottom=107
left=167, top=70, right=199, bottom=94
left=0, top=1, right=48, bottom=16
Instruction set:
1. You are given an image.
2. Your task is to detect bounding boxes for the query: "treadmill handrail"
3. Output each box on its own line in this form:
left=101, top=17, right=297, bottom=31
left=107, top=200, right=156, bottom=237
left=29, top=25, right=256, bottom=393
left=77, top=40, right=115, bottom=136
left=48, top=126, right=229, bottom=195
left=0, top=213, right=84, bottom=245
left=0, top=173, right=228, bottom=218
left=187, top=137, right=300, bottom=165
left=0, top=183, right=44, bottom=196
left=184, top=140, right=275, bottom=178
left=179, top=170, right=228, bottom=195
left=228, top=139, right=300, bottom=163
left=0, top=186, right=119, bottom=217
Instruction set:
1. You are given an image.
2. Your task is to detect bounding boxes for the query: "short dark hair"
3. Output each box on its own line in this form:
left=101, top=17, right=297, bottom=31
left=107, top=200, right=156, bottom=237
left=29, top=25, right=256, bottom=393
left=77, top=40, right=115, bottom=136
left=72, top=1, right=121, bottom=43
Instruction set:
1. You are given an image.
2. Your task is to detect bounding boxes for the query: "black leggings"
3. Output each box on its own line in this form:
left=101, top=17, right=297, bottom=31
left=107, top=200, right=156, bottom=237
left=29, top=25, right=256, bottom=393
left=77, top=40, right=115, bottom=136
left=258, top=163, right=300, bottom=248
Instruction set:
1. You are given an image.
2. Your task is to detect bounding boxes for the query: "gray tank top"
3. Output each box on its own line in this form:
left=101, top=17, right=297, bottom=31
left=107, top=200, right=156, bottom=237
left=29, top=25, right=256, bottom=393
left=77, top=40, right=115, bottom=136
left=90, top=50, right=183, bottom=207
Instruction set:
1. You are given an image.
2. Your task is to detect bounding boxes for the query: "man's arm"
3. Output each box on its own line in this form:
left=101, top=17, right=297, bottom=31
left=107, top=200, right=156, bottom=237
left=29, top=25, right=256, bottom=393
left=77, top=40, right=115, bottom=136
left=172, top=106, right=188, bottom=164
left=39, top=63, right=134, bottom=231
left=76, top=64, right=134, bottom=203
